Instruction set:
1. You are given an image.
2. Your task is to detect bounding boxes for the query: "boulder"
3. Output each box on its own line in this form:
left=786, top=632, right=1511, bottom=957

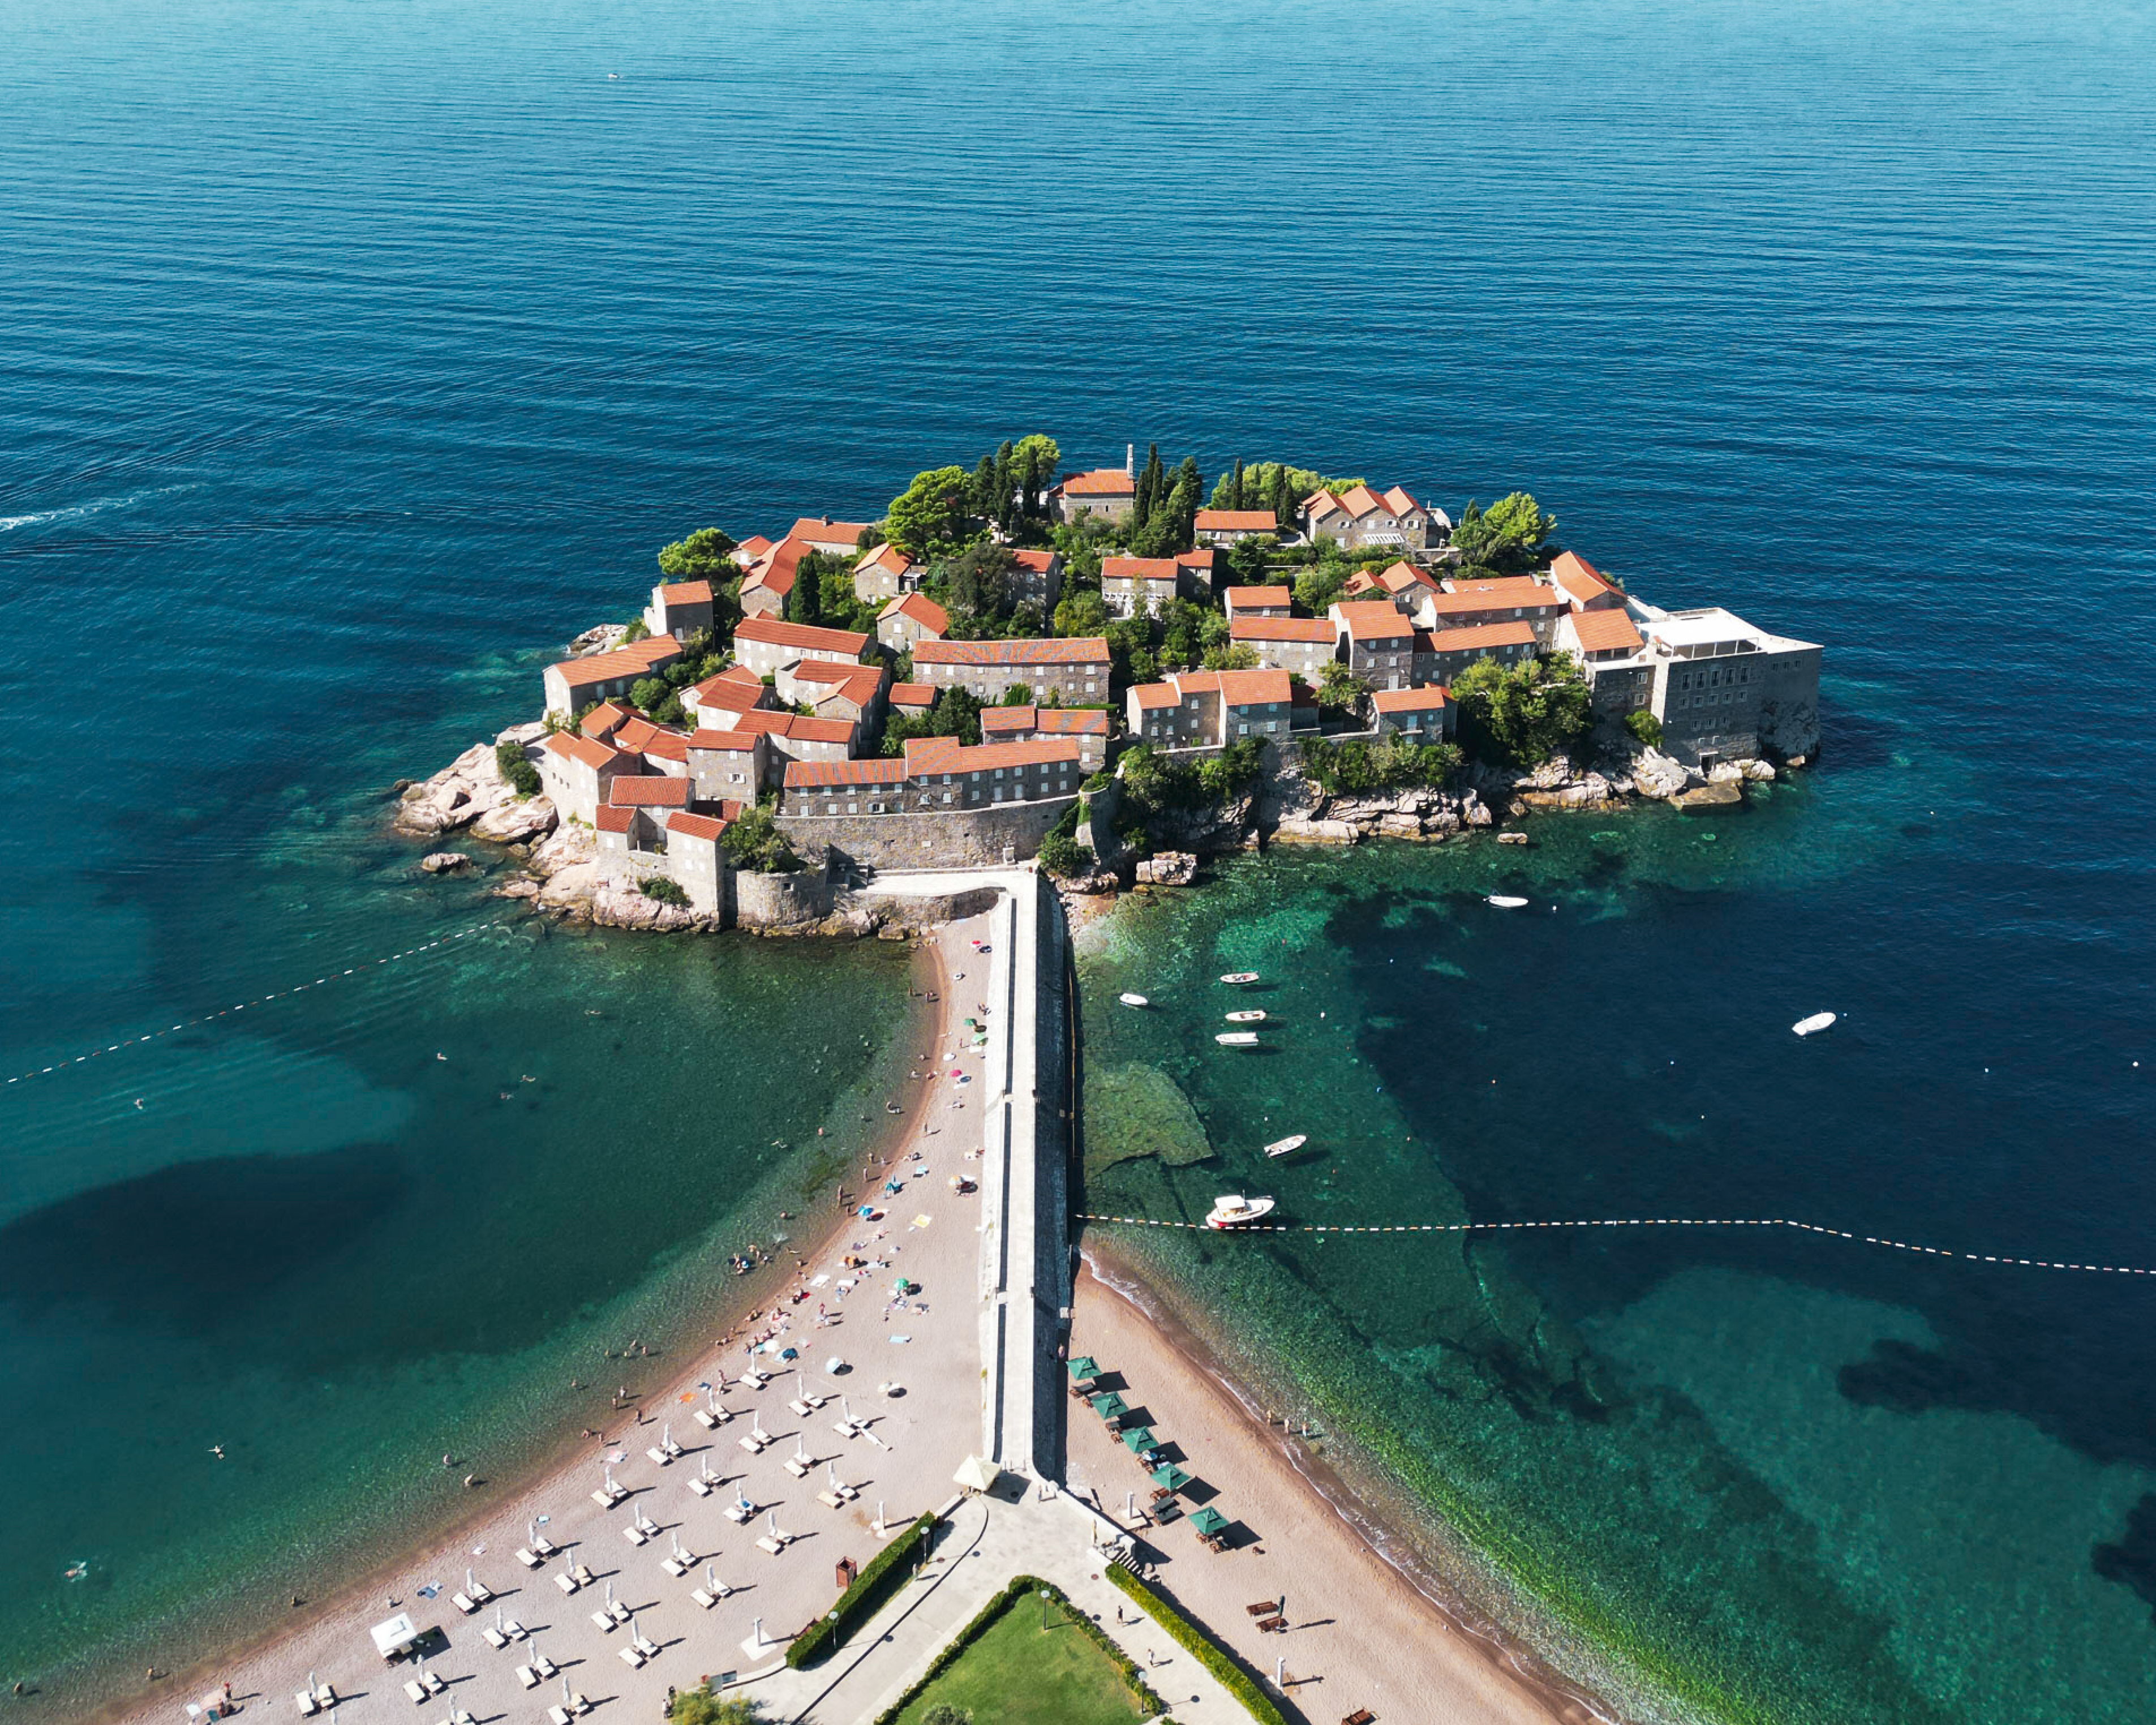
left=591, top=882, right=710, bottom=932
left=495, top=720, right=548, bottom=749
left=529, top=823, right=596, bottom=879
left=1631, top=749, right=1692, bottom=801
left=1462, top=794, right=1493, bottom=829
left=566, top=624, right=627, bottom=656
left=420, top=852, right=471, bottom=873
left=1134, top=851, right=1200, bottom=886
left=1497, top=830, right=1530, bottom=846
left=1377, top=813, right=1424, bottom=838
left=393, top=740, right=517, bottom=838
left=1062, top=869, right=1120, bottom=896
left=472, top=794, right=558, bottom=844
left=1740, top=758, right=1777, bottom=782
left=1672, top=782, right=1743, bottom=810
left=495, top=878, right=540, bottom=900
left=536, top=860, right=602, bottom=912
left=1707, top=761, right=1746, bottom=785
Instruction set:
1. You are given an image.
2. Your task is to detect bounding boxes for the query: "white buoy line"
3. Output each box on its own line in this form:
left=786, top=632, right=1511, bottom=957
left=1077, top=1213, right=2156, bottom=1277
left=5, top=923, right=504, bottom=1087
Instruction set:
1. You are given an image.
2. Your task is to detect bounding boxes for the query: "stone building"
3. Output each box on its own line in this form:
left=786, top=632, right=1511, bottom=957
left=1372, top=684, right=1455, bottom=741
left=1330, top=600, right=1418, bottom=690
left=1126, top=666, right=1292, bottom=749
left=1556, top=607, right=1653, bottom=718
left=1223, top=586, right=1291, bottom=620
left=1193, top=508, right=1279, bottom=546
left=731, top=616, right=869, bottom=680
left=1052, top=467, right=1136, bottom=523
left=980, top=704, right=1110, bottom=771
left=853, top=541, right=919, bottom=603
left=536, top=730, right=626, bottom=825
left=1640, top=607, right=1822, bottom=766
left=685, top=728, right=767, bottom=804
left=643, top=579, right=713, bottom=641
left=877, top=592, right=948, bottom=653
left=1229, top=614, right=1336, bottom=679
left=1008, top=547, right=1064, bottom=611
left=910, top=636, right=1111, bottom=705
left=681, top=664, right=772, bottom=728
left=1416, top=621, right=1536, bottom=685
left=1298, top=483, right=1442, bottom=551
left=541, top=634, right=681, bottom=719
left=1100, top=555, right=1182, bottom=619
left=1415, top=576, right=1566, bottom=647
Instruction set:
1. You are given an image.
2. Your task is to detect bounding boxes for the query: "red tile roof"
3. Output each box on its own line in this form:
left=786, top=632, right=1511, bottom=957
left=904, top=736, right=1083, bottom=774
left=639, top=731, right=688, bottom=763
left=1175, top=547, right=1218, bottom=571
left=741, top=538, right=804, bottom=598
left=784, top=757, right=907, bottom=789
left=856, top=542, right=916, bottom=578
left=734, top=616, right=869, bottom=656
left=733, top=535, right=774, bottom=565
left=608, top=775, right=692, bottom=807
left=728, top=709, right=799, bottom=738
left=1011, top=548, right=1059, bottom=573
left=595, top=805, right=635, bottom=834
left=787, top=517, right=873, bottom=548
left=979, top=706, right=1038, bottom=733
left=1425, top=577, right=1558, bottom=617
left=788, top=716, right=858, bottom=745
left=1230, top=615, right=1334, bottom=644
left=1376, top=560, right=1436, bottom=591
left=879, top=592, right=948, bottom=633
left=1373, top=685, right=1451, bottom=712
left=1567, top=608, right=1645, bottom=653
left=913, top=637, right=1110, bottom=667
left=549, top=634, right=682, bottom=688
left=889, top=681, right=936, bottom=709
left=1193, top=509, right=1278, bottom=532
left=664, top=810, right=731, bottom=842
left=655, top=580, right=713, bottom=604
left=1424, top=621, right=1538, bottom=652
left=1101, top=555, right=1180, bottom=583
left=1060, top=469, right=1135, bottom=496
left=1380, top=485, right=1423, bottom=518
left=1038, top=707, right=1109, bottom=735
left=712, top=664, right=763, bottom=687
left=1223, top=586, right=1292, bottom=611
left=581, top=701, right=636, bottom=737
left=1332, top=601, right=1416, bottom=641
left=612, top=716, right=685, bottom=756
left=686, top=674, right=765, bottom=716
left=1130, top=682, right=1179, bottom=711
left=543, top=731, right=621, bottom=772
left=1178, top=666, right=1292, bottom=706
left=1549, top=550, right=1618, bottom=608
left=686, top=728, right=761, bottom=752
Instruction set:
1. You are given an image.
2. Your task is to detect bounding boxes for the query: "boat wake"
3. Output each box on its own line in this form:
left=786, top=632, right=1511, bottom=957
left=0, top=483, right=198, bottom=534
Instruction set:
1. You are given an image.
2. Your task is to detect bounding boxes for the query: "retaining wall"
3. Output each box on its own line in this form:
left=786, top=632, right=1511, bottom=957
left=777, top=796, right=1075, bottom=873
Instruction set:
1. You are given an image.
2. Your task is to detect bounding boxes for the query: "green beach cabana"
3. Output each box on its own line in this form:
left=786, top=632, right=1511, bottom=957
left=1188, top=1505, right=1229, bottom=1540
left=1120, top=1425, right=1157, bottom=1452
left=1089, top=1392, right=1128, bottom=1421
left=1149, top=1462, right=1191, bottom=1494
left=1066, top=1357, right=1100, bottom=1383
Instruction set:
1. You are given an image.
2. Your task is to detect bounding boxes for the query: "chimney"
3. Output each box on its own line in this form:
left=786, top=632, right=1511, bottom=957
left=1126, top=443, right=1135, bottom=477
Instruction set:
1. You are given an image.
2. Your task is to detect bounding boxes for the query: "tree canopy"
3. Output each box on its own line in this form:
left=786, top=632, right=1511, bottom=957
left=719, top=805, right=802, bottom=874
left=1450, top=653, right=1592, bottom=767
left=657, top=526, right=737, bottom=578
left=886, top=465, right=974, bottom=555
left=881, top=685, right=982, bottom=754
left=1207, top=462, right=1363, bottom=510
left=1449, top=492, right=1557, bottom=573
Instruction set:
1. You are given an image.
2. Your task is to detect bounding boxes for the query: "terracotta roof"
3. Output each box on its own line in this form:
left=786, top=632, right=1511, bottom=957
left=608, top=775, right=692, bottom=807
left=1425, top=577, right=1558, bottom=616
left=1060, top=469, right=1135, bottom=497
left=889, top=681, right=936, bottom=709
left=879, top=592, right=948, bottom=633
left=1424, top=621, right=1538, bottom=652
left=904, top=736, right=1082, bottom=774
left=1567, top=608, right=1645, bottom=654
left=664, top=810, right=731, bottom=842
left=543, top=731, right=620, bottom=771
left=1380, top=485, right=1423, bottom=518
left=810, top=670, right=888, bottom=713
left=733, top=535, right=774, bottom=565
left=1011, top=548, right=1059, bottom=573
left=1331, top=601, right=1416, bottom=641
left=1549, top=550, right=1618, bottom=608
left=979, top=706, right=1038, bottom=733
left=641, top=731, right=688, bottom=763
left=742, top=538, right=804, bottom=598
left=549, top=634, right=682, bottom=689
left=1175, top=547, right=1218, bottom=570
left=595, top=805, right=635, bottom=834
left=714, top=664, right=762, bottom=687
left=784, top=757, right=906, bottom=789
left=1038, top=707, right=1109, bottom=735
left=1373, top=685, right=1451, bottom=712
left=788, top=716, right=858, bottom=745
left=1223, top=586, right=1292, bottom=611
left=734, top=616, right=869, bottom=655
left=1179, top=666, right=1292, bottom=706
left=685, top=674, right=765, bottom=716
left=728, top=709, right=798, bottom=738
left=655, top=580, right=713, bottom=604
left=612, top=716, right=686, bottom=756
left=686, top=728, right=761, bottom=752
left=1101, top=555, right=1180, bottom=583
left=788, top=517, right=873, bottom=549
left=1129, top=683, right=1180, bottom=711
left=856, top=542, right=916, bottom=578
left=1230, top=615, right=1334, bottom=643
left=581, top=701, right=635, bottom=737
left=913, top=637, right=1110, bottom=667
left=1377, top=560, right=1436, bottom=592
left=1336, top=483, right=1388, bottom=518
left=1193, top=509, right=1277, bottom=532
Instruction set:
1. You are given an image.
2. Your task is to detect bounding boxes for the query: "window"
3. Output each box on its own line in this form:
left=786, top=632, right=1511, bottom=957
left=942, top=792, right=953, bottom=804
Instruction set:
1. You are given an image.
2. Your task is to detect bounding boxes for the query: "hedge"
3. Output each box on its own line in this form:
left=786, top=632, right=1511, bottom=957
left=1105, top=1564, right=1288, bottom=1725
left=871, top=1575, right=1163, bottom=1724
left=784, top=1513, right=938, bottom=1667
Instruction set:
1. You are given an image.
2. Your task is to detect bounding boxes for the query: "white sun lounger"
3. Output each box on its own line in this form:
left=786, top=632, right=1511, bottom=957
left=740, top=1370, right=768, bottom=1389
left=609, top=1600, right=632, bottom=1625
left=622, top=1523, right=647, bottom=1546
left=555, top=1572, right=579, bottom=1594
left=403, top=1681, right=427, bottom=1705
left=617, top=1647, right=644, bottom=1669
left=688, top=1475, right=714, bottom=1497
left=755, top=1535, right=785, bottom=1555
left=452, top=1711, right=475, bottom=1725
left=516, top=1548, right=541, bottom=1569
left=817, top=1490, right=844, bottom=1509
left=532, top=1535, right=557, bottom=1556
left=295, top=1694, right=319, bottom=1717
left=548, top=1709, right=573, bottom=1725
left=694, top=1406, right=730, bottom=1428
left=571, top=1564, right=594, bottom=1586
left=482, top=1627, right=508, bottom=1650
left=786, top=1398, right=813, bottom=1417
left=422, top=1672, right=445, bottom=1695
left=690, top=1588, right=716, bottom=1610
left=645, top=1446, right=672, bottom=1467
left=783, top=1456, right=809, bottom=1479
left=504, top=1618, right=525, bottom=1640
left=467, top=1581, right=492, bottom=1604
left=451, top=1592, right=475, bottom=1615
left=737, top=1433, right=767, bottom=1453
left=532, top=1656, right=556, bottom=1680
left=724, top=1501, right=752, bottom=1524
left=632, top=1633, right=659, bottom=1659
left=590, top=1610, right=615, bottom=1633
left=660, top=1556, right=687, bottom=1578
left=516, top=1666, right=538, bottom=1690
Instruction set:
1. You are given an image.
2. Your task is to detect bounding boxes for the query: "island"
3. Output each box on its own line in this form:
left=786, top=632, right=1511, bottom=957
left=397, top=436, right=1820, bottom=928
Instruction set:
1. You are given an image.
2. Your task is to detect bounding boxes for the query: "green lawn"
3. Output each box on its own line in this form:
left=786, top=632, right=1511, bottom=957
left=896, top=1591, right=1151, bottom=1725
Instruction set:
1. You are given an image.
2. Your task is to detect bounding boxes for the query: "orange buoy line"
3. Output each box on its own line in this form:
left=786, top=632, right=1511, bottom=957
left=1075, top=1213, right=2156, bottom=1277
left=6, top=922, right=503, bottom=1086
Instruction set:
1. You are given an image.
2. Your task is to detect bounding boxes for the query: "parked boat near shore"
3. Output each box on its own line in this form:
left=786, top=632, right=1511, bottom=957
left=1119, top=993, right=1149, bottom=1008
left=1219, top=971, right=1260, bottom=985
left=1487, top=895, right=1528, bottom=909
left=1225, top=1010, right=1266, bottom=1023
left=1216, top=1031, right=1260, bottom=1047
left=1264, top=1134, right=1307, bottom=1159
left=1205, top=1194, right=1277, bottom=1229
left=1793, top=1011, right=1837, bottom=1036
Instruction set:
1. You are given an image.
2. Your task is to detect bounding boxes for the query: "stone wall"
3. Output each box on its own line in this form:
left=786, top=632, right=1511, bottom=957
left=732, top=866, right=834, bottom=930
left=775, top=795, right=1075, bottom=873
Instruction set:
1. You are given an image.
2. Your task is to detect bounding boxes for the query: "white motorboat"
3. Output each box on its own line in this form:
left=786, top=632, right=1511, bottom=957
left=1219, top=971, right=1260, bottom=985
left=1263, top=1134, right=1307, bottom=1158
left=1225, top=1010, right=1266, bottom=1023
left=1487, top=895, right=1528, bottom=908
left=1215, top=1031, right=1260, bottom=1047
left=1119, top=993, right=1149, bottom=1008
left=1205, top=1195, right=1276, bottom=1229
left=1793, top=1011, right=1837, bottom=1037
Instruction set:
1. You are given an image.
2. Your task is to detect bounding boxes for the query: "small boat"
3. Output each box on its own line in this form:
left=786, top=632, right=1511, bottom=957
left=1219, top=971, right=1260, bottom=985
left=1119, top=993, right=1149, bottom=1008
left=1225, top=1010, right=1266, bottom=1023
left=1263, top=1134, right=1307, bottom=1159
left=1487, top=895, right=1528, bottom=909
left=1205, top=1195, right=1276, bottom=1229
left=1793, top=1011, right=1837, bottom=1037
left=1215, top=1031, right=1260, bottom=1047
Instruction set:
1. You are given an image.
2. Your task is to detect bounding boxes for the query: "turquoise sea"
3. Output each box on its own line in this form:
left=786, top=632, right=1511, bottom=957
left=4, top=0, right=2153, bottom=1717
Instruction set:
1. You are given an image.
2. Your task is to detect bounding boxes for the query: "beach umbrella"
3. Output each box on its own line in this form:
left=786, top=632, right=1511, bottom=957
left=1188, top=1505, right=1229, bottom=1537
left=824, top=1356, right=845, bottom=1375
left=952, top=1454, right=1002, bottom=1493
left=1066, top=1356, right=1100, bottom=1381
left=780, top=1347, right=798, bottom=1361
left=1090, top=1391, right=1128, bottom=1420
left=1150, top=1462, right=1191, bottom=1492
left=1121, top=1425, right=1157, bottom=1452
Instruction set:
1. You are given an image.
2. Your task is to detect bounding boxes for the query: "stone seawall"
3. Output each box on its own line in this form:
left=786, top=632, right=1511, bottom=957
left=776, top=796, right=1075, bottom=873
left=732, top=867, right=834, bottom=930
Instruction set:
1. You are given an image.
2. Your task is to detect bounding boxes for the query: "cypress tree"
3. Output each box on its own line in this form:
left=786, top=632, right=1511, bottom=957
left=972, top=454, right=998, bottom=523
left=1173, top=455, right=1202, bottom=548
left=1271, top=465, right=1293, bottom=531
left=1229, top=458, right=1246, bottom=513
left=995, top=440, right=1017, bottom=527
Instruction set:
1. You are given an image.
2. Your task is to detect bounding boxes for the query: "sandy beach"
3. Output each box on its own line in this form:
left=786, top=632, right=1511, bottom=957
left=1066, top=1252, right=1622, bottom=1725
left=100, top=915, right=999, bottom=1725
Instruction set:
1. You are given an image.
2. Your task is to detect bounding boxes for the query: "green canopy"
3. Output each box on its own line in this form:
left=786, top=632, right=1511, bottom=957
left=1066, top=1357, right=1100, bottom=1381
left=1149, top=1463, right=1191, bottom=1492
left=1120, top=1426, right=1157, bottom=1452
left=1188, top=1506, right=1229, bottom=1537
left=1089, top=1392, right=1128, bottom=1420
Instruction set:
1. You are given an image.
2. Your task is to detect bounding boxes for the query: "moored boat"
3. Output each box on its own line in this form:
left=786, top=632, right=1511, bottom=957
left=1215, top=1031, right=1259, bottom=1047
left=1119, top=993, right=1149, bottom=1008
left=1487, top=895, right=1528, bottom=908
left=1793, top=1011, right=1837, bottom=1036
left=1225, top=1009, right=1266, bottom=1023
left=1219, top=971, right=1260, bottom=985
left=1263, top=1134, right=1307, bottom=1158
left=1205, top=1194, right=1276, bottom=1229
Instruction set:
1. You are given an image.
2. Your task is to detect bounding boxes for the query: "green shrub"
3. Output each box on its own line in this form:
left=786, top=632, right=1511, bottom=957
left=495, top=741, right=542, bottom=797
left=639, top=876, right=689, bottom=907
left=1450, top=653, right=1592, bottom=767
left=720, top=805, right=803, bottom=876
left=1624, top=708, right=1663, bottom=749
left=1299, top=736, right=1462, bottom=797
left=785, top=1513, right=938, bottom=1668
left=1104, top=1565, right=1287, bottom=1725
left=666, top=1686, right=757, bottom=1725
left=1036, top=834, right=1093, bottom=878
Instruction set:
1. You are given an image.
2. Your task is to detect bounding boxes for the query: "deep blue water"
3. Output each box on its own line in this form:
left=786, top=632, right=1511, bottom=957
left=4, top=0, right=2153, bottom=1717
